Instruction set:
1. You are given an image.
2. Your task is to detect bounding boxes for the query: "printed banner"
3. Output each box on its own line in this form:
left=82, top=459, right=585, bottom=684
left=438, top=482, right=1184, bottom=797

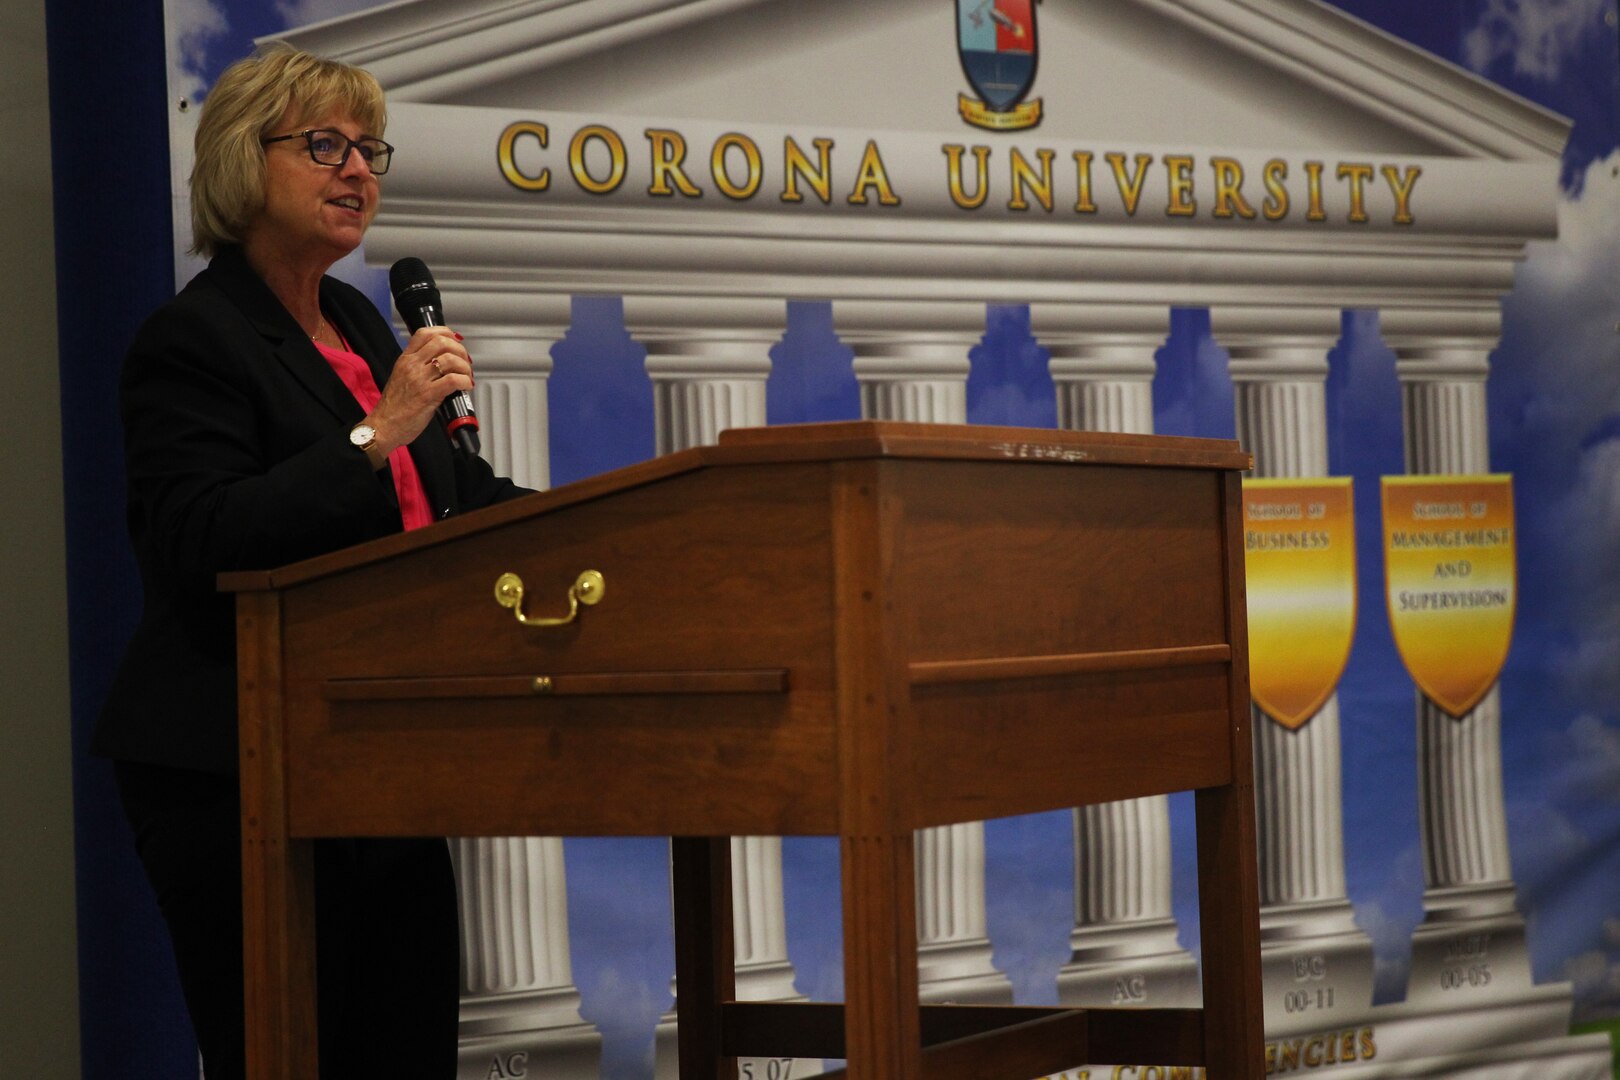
left=1382, top=475, right=1517, bottom=718
left=1243, top=478, right=1358, bottom=729
left=139, top=0, right=1620, bottom=1070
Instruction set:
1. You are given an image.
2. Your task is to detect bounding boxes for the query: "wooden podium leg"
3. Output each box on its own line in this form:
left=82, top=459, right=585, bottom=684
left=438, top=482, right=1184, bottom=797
left=241, top=828, right=317, bottom=1080
left=1193, top=783, right=1265, bottom=1080
left=671, top=836, right=737, bottom=1080
left=840, top=831, right=922, bottom=1080
left=239, top=592, right=318, bottom=1080
left=1199, top=470, right=1265, bottom=1078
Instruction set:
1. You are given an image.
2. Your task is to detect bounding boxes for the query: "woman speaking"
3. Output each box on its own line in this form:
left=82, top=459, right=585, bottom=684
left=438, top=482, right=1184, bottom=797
left=94, top=43, right=526, bottom=1079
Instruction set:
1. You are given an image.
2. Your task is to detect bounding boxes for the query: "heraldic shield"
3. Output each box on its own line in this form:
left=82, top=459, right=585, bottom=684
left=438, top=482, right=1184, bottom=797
left=1382, top=475, right=1518, bottom=718
left=1242, top=479, right=1359, bottom=730
left=957, top=0, right=1042, bottom=129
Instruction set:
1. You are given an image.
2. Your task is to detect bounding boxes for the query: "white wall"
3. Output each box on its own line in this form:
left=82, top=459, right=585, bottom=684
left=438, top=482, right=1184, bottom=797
left=0, top=0, right=81, bottom=1074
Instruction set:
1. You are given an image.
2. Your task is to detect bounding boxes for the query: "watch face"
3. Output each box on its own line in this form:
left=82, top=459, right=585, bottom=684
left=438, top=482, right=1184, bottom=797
left=351, top=424, right=377, bottom=448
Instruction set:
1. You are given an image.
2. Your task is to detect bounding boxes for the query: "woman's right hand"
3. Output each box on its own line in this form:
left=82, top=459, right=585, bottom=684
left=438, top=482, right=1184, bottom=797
left=361, top=326, right=474, bottom=462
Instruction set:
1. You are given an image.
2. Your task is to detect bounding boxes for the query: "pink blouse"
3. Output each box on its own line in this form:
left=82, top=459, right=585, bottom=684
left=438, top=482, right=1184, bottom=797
left=314, top=338, right=435, bottom=531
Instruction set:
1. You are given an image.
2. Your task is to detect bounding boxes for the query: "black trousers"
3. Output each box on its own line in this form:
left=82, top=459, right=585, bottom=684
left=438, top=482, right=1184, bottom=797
left=114, top=760, right=460, bottom=1080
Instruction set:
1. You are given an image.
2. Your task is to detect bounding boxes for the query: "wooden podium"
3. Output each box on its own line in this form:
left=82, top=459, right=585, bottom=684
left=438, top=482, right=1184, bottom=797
left=224, top=421, right=1263, bottom=1080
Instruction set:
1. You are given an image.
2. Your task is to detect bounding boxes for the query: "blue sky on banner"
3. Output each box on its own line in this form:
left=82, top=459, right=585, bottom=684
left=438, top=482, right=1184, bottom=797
left=161, top=0, right=1620, bottom=1062
left=1329, top=0, right=1620, bottom=1022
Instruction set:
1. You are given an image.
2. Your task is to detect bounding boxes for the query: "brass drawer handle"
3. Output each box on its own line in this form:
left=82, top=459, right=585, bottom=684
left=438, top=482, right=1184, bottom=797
left=494, top=570, right=605, bottom=628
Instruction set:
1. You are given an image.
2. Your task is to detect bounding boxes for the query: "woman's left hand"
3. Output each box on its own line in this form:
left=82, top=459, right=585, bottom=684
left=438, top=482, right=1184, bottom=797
left=362, top=326, right=474, bottom=460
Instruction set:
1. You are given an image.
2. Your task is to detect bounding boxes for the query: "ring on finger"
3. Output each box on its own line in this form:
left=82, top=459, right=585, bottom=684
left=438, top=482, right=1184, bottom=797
left=428, top=356, right=443, bottom=376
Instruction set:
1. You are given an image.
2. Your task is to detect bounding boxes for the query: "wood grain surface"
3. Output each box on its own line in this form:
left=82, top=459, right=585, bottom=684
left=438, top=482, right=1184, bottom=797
left=234, top=422, right=1263, bottom=1080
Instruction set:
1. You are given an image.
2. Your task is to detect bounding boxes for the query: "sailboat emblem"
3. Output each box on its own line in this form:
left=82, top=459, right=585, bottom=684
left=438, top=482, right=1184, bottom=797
left=956, top=0, right=1042, bottom=130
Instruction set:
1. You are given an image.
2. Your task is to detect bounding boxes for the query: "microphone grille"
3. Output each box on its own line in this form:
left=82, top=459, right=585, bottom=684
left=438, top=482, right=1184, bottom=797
left=389, top=257, right=435, bottom=298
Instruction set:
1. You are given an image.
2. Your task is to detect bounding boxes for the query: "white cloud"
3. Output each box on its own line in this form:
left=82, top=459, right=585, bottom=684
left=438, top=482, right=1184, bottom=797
left=1506, top=153, right=1620, bottom=407
left=577, top=964, right=669, bottom=1030
left=1498, top=153, right=1620, bottom=700
left=1565, top=948, right=1610, bottom=988
left=1463, top=0, right=1611, bottom=81
left=1356, top=898, right=1417, bottom=1003
left=1548, top=436, right=1620, bottom=702
left=1507, top=800, right=1590, bottom=889
left=165, top=0, right=230, bottom=104
left=1352, top=844, right=1425, bottom=1003
left=1556, top=713, right=1620, bottom=802
left=1562, top=948, right=1620, bottom=1022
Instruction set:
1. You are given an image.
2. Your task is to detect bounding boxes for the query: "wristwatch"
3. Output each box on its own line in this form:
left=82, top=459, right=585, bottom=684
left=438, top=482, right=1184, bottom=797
left=350, top=423, right=385, bottom=468
left=350, top=423, right=378, bottom=453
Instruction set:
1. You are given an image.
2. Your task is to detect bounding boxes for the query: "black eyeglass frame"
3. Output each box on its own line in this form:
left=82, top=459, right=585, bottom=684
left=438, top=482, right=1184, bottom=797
left=261, top=129, right=394, bottom=175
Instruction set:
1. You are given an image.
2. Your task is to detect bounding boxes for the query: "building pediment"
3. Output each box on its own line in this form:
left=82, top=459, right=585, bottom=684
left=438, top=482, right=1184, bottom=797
left=265, top=0, right=1567, bottom=326
left=278, top=0, right=1566, bottom=160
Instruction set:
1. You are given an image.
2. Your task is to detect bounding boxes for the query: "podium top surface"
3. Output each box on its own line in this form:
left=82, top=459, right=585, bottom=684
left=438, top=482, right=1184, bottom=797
left=220, top=421, right=1249, bottom=593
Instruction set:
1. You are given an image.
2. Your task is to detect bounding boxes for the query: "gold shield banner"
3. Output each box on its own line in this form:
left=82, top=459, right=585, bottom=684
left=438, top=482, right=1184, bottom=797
left=1243, top=478, right=1358, bottom=729
left=1382, top=475, right=1516, bottom=717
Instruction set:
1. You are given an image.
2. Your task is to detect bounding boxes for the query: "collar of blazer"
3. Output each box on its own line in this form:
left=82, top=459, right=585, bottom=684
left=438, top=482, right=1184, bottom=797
left=205, top=245, right=368, bottom=426
left=204, top=245, right=459, bottom=520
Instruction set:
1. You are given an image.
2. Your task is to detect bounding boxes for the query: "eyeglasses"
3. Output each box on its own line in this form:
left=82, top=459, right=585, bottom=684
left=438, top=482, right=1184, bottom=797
left=262, top=129, right=394, bottom=175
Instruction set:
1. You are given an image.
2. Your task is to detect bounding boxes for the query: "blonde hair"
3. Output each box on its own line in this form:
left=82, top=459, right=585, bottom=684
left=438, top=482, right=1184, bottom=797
left=189, top=41, right=386, bottom=258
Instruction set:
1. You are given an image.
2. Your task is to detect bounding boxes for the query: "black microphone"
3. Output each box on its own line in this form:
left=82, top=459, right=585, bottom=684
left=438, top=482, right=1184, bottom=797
left=389, top=257, right=480, bottom=455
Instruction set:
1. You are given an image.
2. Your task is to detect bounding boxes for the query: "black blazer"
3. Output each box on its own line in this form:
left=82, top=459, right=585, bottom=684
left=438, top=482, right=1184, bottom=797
left=94, top=246, right=528, bottom=775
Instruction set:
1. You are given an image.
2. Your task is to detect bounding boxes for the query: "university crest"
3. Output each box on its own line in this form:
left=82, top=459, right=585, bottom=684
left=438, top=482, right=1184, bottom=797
left=956, top=0, right=1042, bottom=130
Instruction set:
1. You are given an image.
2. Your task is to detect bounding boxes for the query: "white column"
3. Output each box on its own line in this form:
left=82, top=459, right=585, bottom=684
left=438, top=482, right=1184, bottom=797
left=624, top=296, right=799, bottom=1005
left=836, top=300, right=980, bottom=425
left=1034, top=303, right=1161, bottom=437
left=625, top=296, right=781, bottom=454
left=1031, top=304, right=1199, bottom=1010
left=834, top=298, right=1011, bottom=1004
left=1383, top=308, right=1532, bottom=1006
left=1215, top=306, right=1374, bottom=1030
left=464, top=324, right=560, bottom=490
left=633, top=298, right=812, bottom=1079
left=449, top=315, right=601, bottom=1080
left=730, top=835, right=800, bottom=1000
left=451, top=839, right=600, bottom=1080
left=632, top=296, right=795, bottom=997
left=910, top=822, right=1009, bottom=999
